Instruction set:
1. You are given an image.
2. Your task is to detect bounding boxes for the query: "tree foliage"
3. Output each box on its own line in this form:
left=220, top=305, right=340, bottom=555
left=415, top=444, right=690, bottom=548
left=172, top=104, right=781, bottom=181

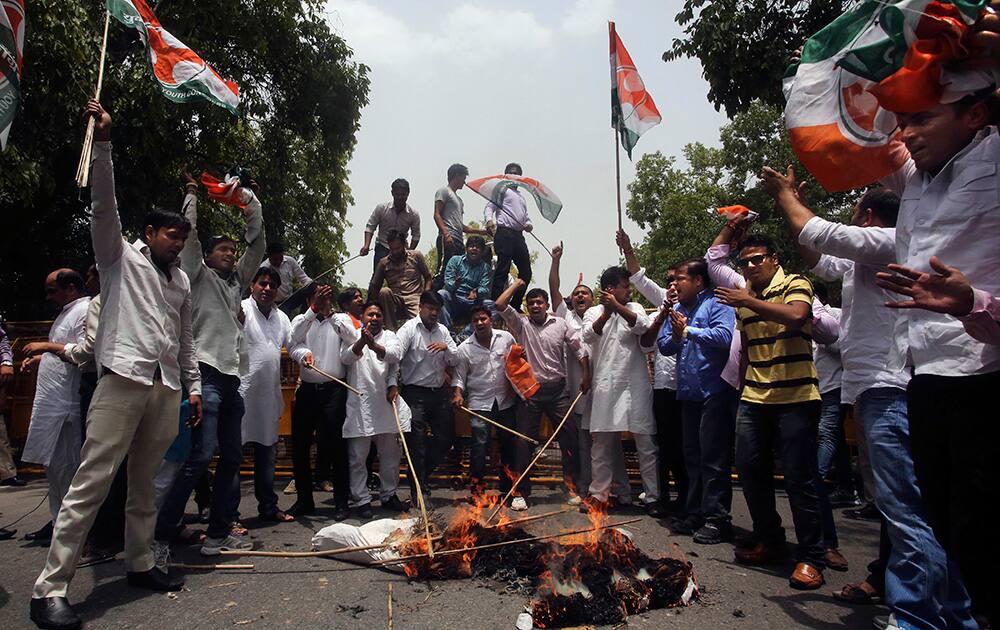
left=0, top=0, right=369, bottom=318
left=664, top=0, right=846, bottom=117
left=626, top=101, right=855, bottom=286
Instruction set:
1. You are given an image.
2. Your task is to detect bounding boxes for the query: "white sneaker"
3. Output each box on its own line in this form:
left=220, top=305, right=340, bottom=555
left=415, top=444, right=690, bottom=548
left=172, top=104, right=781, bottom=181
left=282, top=479, right=296, bottom=495
left=152, top=540, right=171, bottom=572
left=200, top=532, right=252, bottom=556
left=638, top=491, right=647, bottom=502
left=567, top=494, right=583, bottom=506
left=510, top=496, right=529, bottom=511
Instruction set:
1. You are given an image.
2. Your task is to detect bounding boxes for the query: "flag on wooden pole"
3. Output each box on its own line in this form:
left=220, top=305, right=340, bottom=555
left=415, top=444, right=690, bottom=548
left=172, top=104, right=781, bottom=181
left=609, top=21, right=660, bottom=159
left=0, top=0, right=25, bottom=151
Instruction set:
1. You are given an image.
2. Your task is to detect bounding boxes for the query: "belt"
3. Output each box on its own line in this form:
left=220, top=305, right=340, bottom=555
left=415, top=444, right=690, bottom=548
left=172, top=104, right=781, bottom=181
left=299, top=379, right=344, bottom=390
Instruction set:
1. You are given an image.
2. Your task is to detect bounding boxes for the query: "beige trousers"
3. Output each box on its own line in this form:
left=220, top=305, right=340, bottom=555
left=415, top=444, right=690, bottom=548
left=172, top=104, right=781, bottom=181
left=378, top=287, right=415, bottom=331
left=0, top=412, right=17, bottom=480
left=33, top=373, right=180, bottom=599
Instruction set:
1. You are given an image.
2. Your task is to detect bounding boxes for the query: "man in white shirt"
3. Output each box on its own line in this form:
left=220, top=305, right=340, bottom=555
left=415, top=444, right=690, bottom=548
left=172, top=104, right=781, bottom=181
left=361, top=178, right=420, bottom=270
left=20, top=269, right=90, bottom=530
left=582, top=266, right=665, bottom=518
left=238, top=268, right=293, bottom=523
left=261, top=242, right=312, bottom=313
left=287, top=284, right=357, bottom=521
left=32, top=100, right=203, bottom=630
left=341, top=301, right=410, bottom=518
left=451, top=304, right=518, bottom=496
left=157, top=169, right=265, bottom=557
left=486, top=163, right=533, bottom=310
left=396, top=291, right=459, bottom=504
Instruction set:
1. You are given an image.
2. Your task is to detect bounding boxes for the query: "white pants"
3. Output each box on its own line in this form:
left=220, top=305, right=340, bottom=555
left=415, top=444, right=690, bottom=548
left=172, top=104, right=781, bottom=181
left=347, top=433, right=401, bottom=507
left=579, top=427, right=629, bottom=500
left=45, top=421, right=83, bottom=522
left=589, top=432, right=660, bottom=504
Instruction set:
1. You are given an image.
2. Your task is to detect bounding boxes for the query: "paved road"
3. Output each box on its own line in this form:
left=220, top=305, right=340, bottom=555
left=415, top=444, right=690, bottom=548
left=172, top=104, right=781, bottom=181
left=0, top=479, right=884, bottom=629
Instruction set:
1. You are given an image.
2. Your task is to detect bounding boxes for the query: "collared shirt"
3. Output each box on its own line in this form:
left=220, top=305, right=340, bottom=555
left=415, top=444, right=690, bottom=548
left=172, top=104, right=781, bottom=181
left=340, top=329, right=411, bottom=437
left=554, top=302, right=593, bottom=406
left=89, top=142, right=200, bottom=395
left=180, top=189, right=265, bottom=377
left=880, top=127, right=1000, bottom=376
left=63, top=294, right=102, bottom=373
left=484, top=188, right=532, bottom=231
left=499, top=305, right=585, bottom=384
left=395, top=317, right=458, bottom=388
left=372, top=250, right=431, bottom=318
left=444, top=254, right=491, bottom=297
left=799, top=216, right=911, bottom=402
left=452, top=330, right=517, bottom=411
left=657, top=289, right=735, bottom=402
left=434, top=186, right=464, bottom=239
left=627, top=268, right=677, bottom=390
left=961, top=288, right=1000, bottom=345
left=261, top=255, right=312, bottom=302
left=288, top=310, right=356, bottom=382
left=812, top=304, right=843, bottom=395
left=737, top=266, right=820, bottom=405
left=0, top=324, right=12, bottom=366
left=240, top=297, right=291, bottom=446
left=365, top=201, right=420, bottom=248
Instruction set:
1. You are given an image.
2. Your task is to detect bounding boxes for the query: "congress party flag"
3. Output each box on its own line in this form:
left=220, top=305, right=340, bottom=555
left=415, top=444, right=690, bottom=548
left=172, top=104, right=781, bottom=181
left=466, top=174, right=563, bottom=224
left=0, top=0, right=25, bottom=151
left=610, top=22, right=661, bottom=159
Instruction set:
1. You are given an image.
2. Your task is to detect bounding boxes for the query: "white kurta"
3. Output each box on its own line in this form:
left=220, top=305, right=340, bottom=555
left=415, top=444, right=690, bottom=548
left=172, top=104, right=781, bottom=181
left=22, top=296, right=90, bottom=466
left=581, top=302, right=655, bottom=435
left=340, top=329, right=412, bottom=438
left=239, top=298, right=291, bottom=446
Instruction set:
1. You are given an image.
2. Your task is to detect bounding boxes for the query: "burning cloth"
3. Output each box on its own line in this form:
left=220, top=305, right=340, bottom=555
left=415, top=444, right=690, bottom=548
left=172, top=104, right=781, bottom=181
left=311, top=517, right=419, bottom=573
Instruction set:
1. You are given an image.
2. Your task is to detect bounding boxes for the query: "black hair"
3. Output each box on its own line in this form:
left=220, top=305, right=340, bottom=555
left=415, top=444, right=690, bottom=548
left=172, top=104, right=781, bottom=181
left=338, top=287, right=362, bottom=308
left=391, top=178, right=410, bottom=191
left=362, top=300, right=382, bottom=314
left=266, top=242, right=285, bottom=256
left=676, top=258, right=711, bottom=288
left=951, top=85, right=1000, bottom=123
left=857, top=188, right=901, bottom=227
left=599, top=265, right=631, bottom=290
left=252, top=266, right=282, bottom=287
left=738, top=234, right=778, bottom=257
left=813, top=281, right=830, bottom=304
left=385, top=229, right=406, bottom=246
left=525, top=287, right=549, bottom=304
left=144, top=209, right=191, bottom=235
left=420, top=290, right=443, bottom=307
left=447, top=163, right=469, bottom=181
left=469, top=303, right=492, bottom=320
left=305, top=283, right=328, bottom=299
left=466, top=235, right=487, bottom=250
left=54, top=269, right=86, bottom=295
left=504, top=162, right=522, bottom=176
left=204, top=235, right=236, bottom=257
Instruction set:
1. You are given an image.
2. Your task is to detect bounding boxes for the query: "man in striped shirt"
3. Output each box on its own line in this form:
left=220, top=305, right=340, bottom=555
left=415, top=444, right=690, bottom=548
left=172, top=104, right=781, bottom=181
left=715, top=234, right=826, bottom=591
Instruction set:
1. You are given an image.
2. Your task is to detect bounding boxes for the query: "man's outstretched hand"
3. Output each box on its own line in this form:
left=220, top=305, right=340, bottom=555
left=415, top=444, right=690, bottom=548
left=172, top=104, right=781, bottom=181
left=83, top=99, right=112, bottom=142
left=875, top=256, right=975, bottom=316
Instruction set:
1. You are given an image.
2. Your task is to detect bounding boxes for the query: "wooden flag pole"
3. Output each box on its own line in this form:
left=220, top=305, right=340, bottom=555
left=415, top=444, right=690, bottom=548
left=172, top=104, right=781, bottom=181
left=76, top=11, right=111, bottom=188
left=392, top=400, right=434, bottom=559
left=614, top=128, right=623, bottom=234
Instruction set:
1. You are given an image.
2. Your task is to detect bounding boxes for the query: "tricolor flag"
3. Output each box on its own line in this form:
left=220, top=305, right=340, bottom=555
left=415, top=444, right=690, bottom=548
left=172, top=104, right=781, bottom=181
left=610, top=22, right=661, bottom=159
left=0, top=0, right=25, bottom=151
left=466, top=174, right=563, bottom=223
left=201, top=171, right=248, bottom=208
left=107, top=0, right=240, bottom=114
left=784, top=0, right=988, bottom=191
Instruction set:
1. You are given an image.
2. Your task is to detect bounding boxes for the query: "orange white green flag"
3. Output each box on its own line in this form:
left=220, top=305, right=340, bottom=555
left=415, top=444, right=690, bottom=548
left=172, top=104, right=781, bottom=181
left=610, top=22, right=660, bottom=159
left=107, top=0, right=239, bottom=114
left=0, top=0, right=25, bottom=151
left=465, top=174, right=563, bottom=223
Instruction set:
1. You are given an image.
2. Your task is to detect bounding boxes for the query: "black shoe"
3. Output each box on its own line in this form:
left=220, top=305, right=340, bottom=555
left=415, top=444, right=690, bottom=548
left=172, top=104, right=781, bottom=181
left=367, top=472, right=381, bottom=491
left=356, top=504, right=374, bottom=519
left=126, top=567, right=184, bottom=592
left=382, top=495, right=410, bottom=513
left=0, top=527, right=16, bottom=540
left=25, top=521, right=53, bottom=542
left=1, top=475, right=27, bottom=487
left=693, top=521, right=732, bottom=545
left=844, top=502, right=880, bottom=522
left=644, top=501, right=668, bottom=518
left=333, top=505, right=351, bottom=522
left=30, top=596, right=81, bottom=630
left=286, top=501, right=316, bottom=517
left=828, top=489, right=862, bottom=508
left=669, top=515, right=703, bottom=535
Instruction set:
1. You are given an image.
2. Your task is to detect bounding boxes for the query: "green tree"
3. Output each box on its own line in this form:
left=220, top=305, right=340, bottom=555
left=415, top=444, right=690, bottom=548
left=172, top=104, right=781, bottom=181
left=627, top=101, right=854, bottom=285
left=664, top=0, right=845, bottom=117
left=0, top=0, right=369, bottom=318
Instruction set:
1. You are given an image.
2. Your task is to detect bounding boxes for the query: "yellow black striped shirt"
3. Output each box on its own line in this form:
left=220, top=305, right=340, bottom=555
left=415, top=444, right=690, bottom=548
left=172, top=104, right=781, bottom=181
left=737, top=267, right=820, bottom=405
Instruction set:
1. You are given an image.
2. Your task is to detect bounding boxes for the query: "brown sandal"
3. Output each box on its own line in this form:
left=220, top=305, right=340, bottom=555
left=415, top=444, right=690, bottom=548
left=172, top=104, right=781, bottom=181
left=832, top=582, right=882, bottom=605
left=260, top=510, right=295, bottom=523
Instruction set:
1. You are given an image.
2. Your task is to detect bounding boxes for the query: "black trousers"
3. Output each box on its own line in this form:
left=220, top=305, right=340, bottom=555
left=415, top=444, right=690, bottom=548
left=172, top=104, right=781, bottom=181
left=653, top=388, right=686, bottom=508
left=432, top=235, right=465, bottom=291
left=680, top=387, right=737, bottom=524
left=490, top=226, right=532, bottom=310
left=907, top=370, right=1000, bottom=626
left=292, top=381, right=349, bottom=508
left=400, top=385, right=454, bottom=496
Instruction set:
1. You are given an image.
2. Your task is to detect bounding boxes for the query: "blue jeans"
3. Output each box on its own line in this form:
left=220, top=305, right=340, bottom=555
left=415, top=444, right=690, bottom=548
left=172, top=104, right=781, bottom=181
left=156, top=364, right=245, bottom=540
left=858, top=387, right=976, bottom=630
left=437, top=289, right=495, bottom=328
left=228, top=442, right=278, bottom=518
left=816, top=388, right=852, bottom=489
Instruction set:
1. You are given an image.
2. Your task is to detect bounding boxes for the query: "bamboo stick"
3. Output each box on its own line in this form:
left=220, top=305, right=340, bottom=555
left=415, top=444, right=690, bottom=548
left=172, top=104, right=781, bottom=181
left=169, top=563, right=255, bottom=570
left=483, top=507, right=575, bottom=530
left=219, top=536, right=443, bottom=558
left=460, top=406, right=539, bottom=445
left=487, top=391, right=583, bottom=524
left=305, top=364, right=363, bottom=396
left=372, top=518, right=642, bottom=566
left=387, top=583, right=393, bottom=630
left=393, top=400, right=434, bottom=559
left=280, top=253, right=364, bottom=306
left=76, top=11, right=111, bottom=188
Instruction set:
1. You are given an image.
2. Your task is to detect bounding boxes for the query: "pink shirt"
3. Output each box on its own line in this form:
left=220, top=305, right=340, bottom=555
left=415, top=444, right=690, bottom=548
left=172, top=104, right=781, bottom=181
left=960, top=288, right=1000, bottom=345
left=498, top=305, right=585, bottom=384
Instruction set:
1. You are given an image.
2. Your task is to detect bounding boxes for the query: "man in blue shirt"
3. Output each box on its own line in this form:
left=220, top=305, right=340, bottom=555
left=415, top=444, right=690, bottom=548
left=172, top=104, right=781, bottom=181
left=658, top=258, right=737, bottom=545
left=437, top=236, right=494, bottom=328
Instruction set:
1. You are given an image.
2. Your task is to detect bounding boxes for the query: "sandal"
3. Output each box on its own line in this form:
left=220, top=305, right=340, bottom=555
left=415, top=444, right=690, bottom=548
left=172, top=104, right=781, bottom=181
left=260, top=510, right=295, bottom=523
left=832, top=582, right=882, bottom=605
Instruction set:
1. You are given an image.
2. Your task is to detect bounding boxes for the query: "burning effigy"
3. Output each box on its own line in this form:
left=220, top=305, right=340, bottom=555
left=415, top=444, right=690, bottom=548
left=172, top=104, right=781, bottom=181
left=310, top=495, right=697, bottom=628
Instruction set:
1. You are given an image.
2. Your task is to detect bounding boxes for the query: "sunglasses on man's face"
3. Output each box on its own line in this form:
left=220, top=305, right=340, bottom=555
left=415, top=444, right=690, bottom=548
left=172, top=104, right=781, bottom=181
left=736, top=254, right=770, bottom=269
